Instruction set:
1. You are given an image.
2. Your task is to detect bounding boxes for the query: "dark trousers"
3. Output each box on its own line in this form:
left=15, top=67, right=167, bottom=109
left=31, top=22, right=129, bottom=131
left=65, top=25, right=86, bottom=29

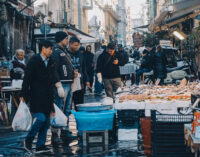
left=26, top=113, right=50, bottom=148
left=88, top=71, right=94, bottom=88
left=72, top=89, right=84, bottom=107
left=136, top=68, right=151, bottom=85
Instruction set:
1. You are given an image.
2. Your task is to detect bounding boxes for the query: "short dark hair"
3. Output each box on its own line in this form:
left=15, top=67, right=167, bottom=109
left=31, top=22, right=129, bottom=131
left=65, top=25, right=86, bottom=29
left=143, top=49, right=148, bottom=54
left=107, top=43, right=115, bottom=50
left=39, top=40, right=53, bottom=52
left=69, top=36, right=80, bottom=44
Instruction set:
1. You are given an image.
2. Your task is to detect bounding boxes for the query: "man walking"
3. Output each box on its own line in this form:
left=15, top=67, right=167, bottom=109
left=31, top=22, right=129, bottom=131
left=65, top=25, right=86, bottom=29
left=96, top=43, right=126, bottom=98
left=21, top=40, right=55, bottom=152
left=67, top=36, right=90, bottom=106
left=51, top=31, right=76, bottom=143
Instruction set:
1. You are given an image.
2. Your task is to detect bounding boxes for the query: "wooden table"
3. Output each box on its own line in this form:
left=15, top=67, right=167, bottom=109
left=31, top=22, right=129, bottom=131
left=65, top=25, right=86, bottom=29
left=0, top=87, right=21, bottom=126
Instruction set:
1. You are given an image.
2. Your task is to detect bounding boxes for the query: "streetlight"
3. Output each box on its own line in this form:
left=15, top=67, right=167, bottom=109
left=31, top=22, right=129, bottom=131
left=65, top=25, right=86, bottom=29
left=173, top=31, right=186, bottom=40
left=173, top=31, right=187, bottom=58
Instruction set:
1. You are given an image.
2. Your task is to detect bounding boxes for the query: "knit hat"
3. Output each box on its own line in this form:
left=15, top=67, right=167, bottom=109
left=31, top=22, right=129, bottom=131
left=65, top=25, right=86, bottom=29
left=55, top=31, right=68, bottom=43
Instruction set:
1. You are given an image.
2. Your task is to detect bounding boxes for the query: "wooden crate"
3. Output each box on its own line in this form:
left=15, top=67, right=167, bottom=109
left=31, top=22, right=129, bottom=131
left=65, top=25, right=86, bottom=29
left=82, top=130, right=109, bottom=146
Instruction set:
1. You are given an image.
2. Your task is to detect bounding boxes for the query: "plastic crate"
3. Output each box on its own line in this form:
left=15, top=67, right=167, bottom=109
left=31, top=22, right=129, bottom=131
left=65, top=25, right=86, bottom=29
left=151, top=133, right=184, bottom=144
left=151, top=122, right=184, bottom=132
left=151, top=152, right=192, bottom=157
left=152, top=145, right=187, bottom=153
left=151, top=110, right=193, bottom=123
left=117, top=110, right=144, bottom=121
left=71, top=110, right=116, bottom=132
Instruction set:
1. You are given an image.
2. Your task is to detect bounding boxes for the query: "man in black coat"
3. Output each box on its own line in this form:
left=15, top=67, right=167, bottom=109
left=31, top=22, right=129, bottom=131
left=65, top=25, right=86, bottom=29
left=96, top=43, right=125, bottom=98
left=84, top=45, right=94, bottom=92
left=67, top=36, right=90, bottom=106
left=21, top=40, right=55, bottom=152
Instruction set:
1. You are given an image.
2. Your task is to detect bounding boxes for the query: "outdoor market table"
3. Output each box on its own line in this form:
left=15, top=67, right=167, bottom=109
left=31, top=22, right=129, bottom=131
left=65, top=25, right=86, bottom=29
left=119, top=63, right=138, bottom=86
left=0, top=86, right=21, bottom=126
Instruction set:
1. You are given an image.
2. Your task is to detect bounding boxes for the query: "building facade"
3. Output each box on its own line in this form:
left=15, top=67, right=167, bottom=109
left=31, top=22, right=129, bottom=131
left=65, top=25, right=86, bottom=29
left=117, top=0, right=127, bottom=46
left=0, top=0, right=34, bottom=60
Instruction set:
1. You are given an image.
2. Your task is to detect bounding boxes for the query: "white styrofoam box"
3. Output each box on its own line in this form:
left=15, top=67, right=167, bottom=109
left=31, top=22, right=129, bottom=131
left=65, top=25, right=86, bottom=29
left=118, top=129, right=138, bottom=141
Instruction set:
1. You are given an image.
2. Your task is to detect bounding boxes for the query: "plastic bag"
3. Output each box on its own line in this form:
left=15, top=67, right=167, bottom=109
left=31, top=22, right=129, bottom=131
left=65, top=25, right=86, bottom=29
left=101, top=97, right=114, bottom=105
left=12, top=101, right=32, bottom=131
left=50, top=104, right=68, bottom=127
left=72, top=73, right=81, bottom=92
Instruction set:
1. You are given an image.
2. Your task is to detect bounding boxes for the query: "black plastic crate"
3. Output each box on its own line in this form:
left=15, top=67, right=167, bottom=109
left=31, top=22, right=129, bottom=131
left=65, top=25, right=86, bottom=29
left=151, top=152, right=193, bottom=157
left=151, top=122, right=184, bottom=132
left=151, top=133, right=184, bottom=144
left=151, top=110, right=193, bottom=123
left=152, top=145, right=187, bottom=153
left=117, top=110, right=144, bottom=121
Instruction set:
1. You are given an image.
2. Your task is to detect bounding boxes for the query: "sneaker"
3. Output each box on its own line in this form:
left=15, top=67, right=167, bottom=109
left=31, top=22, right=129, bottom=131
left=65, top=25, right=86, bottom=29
left=61, top=130, right=77, bottom=139
left=36, top=145, right=49, bottom=152
left=51, top=133, right=63, bottom=145
left=24, top=139, right=32, bottom=152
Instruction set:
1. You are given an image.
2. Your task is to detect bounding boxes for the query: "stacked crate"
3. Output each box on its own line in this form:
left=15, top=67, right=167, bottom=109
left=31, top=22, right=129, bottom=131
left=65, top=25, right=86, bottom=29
left=151, top=110, right=193, bottom=157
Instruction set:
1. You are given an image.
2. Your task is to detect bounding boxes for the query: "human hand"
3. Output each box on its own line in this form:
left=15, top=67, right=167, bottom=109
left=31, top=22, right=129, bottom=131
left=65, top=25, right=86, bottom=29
left=20, top=97, right=25, bottom=102
left=97, top=73, right=102, bottom=83
left=50, top=112, right=56, bottom=117
left=113, top=59, right=118, bottom=65
left=74, top=69, right=79, bottom=77
left=86, top=82, right=91, bottom=88
left=55, top=82, right=65, bottom=98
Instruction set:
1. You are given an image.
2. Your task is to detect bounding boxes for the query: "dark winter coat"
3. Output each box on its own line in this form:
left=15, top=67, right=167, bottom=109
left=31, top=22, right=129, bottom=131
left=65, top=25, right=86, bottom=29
left=10, top=56, right=26, bottom=80
left=141, top=55, right=152, bottom=69
left=153, top=51, right=167, bottom=79
left=21, top=54, right=55, bottom=115
left=118, top=50, right=129, bottom=65
left=131, top=50, right=140, bottom=60
left=96, top=50, right=126, bottom=79
left=51, top=44, right=75, bottom=83
left=68, top=50, right=89, bottom=87
left=84, top=51, right=94, bottom=73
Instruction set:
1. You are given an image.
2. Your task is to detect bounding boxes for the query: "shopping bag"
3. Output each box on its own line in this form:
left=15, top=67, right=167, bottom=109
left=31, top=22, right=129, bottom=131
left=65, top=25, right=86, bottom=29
left=12, top=101, right=32, bottom=131
left=50, top=104, right=68, bottom=127
left=72, top=73, right=81, bottom=92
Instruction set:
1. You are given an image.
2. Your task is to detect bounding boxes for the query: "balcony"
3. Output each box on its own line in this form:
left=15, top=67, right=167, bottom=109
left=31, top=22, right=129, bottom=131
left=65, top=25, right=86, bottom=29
left=82, top=0, right=93, bottom=10
left=103, top=5, right=120, bottom=22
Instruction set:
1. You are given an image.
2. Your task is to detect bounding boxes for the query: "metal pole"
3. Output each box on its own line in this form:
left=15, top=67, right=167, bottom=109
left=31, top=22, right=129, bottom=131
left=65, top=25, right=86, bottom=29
left=45, top=24, right=46, bottom=40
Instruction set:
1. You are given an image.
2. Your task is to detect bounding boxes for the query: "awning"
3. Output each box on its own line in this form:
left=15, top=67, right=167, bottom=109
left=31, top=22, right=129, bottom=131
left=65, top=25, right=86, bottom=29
left=133, top=25, right=149, bottom=29
left=154, top=10, right=200, bottom=33
left=34, top=23, right=96, bottom=43
left=148, top=10, right=169, bottom=32
left=149, top=0, right=200, bottom=33
left=78, top=35, right=97, bottom=44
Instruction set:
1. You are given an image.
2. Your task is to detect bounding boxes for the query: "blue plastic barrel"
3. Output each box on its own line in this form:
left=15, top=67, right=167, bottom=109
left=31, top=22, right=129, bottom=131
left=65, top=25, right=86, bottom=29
left=71, top=110, right=116, bottom=131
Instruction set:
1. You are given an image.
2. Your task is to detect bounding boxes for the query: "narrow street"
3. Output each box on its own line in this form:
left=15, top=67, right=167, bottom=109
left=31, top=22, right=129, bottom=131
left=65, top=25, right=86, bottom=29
left=0, top=92, right=145, bottom=157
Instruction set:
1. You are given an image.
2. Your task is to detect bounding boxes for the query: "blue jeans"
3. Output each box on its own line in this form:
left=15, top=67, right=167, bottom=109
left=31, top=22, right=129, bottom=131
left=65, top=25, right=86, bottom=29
left=94, top=71, right=102, bottom=94
left=54, top=83, right=72, bottom=120
left=26, top=113, right=50, bottom=148
left=136, top=68, right=151, bottom=85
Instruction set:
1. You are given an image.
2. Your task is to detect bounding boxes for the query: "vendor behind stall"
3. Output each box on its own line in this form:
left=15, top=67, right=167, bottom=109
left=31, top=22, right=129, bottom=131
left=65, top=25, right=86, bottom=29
left=10, top=49, right=26, bottom=80
left=136, top=49, right=152, bottom=85
left=153, top=45, right=167, bottom=85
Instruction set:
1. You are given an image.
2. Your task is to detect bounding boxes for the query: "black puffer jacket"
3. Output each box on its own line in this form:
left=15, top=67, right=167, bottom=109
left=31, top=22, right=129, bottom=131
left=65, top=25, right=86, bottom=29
left=153, top=51, right=167, bottom=79
left=21, top=54, right=55, bottom=115
left=97, top=50, right=126, bottom=79
left=51, top=44, right=75, bottom=83
left=141, top=55, right=151, bottom=69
